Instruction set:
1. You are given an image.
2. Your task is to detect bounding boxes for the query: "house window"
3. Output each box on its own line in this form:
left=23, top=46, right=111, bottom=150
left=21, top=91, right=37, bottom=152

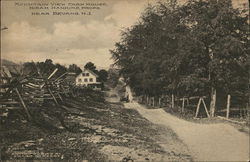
left=78, top=78, right=82, bottom=82
left=89, top=78, right=93, bottom=82
left=86, top=73, right=89, bottom=76
left=84, top=78, right=88, bottom=82
left=82, top=73, right=86, bottom=76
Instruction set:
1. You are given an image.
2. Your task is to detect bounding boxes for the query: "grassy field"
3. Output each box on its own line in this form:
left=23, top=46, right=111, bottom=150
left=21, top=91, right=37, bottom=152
left=0, top=89, right=192, bottom=161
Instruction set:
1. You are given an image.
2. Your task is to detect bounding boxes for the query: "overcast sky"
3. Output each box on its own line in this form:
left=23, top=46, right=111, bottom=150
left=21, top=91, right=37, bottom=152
left=1, top=0, right=247, bottom=68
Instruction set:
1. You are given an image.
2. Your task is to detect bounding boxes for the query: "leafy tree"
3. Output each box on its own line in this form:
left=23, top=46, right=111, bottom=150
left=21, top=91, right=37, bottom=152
left=23, top=59, right=67, bottom=80
left=179, top=0, right=249, bottom=116
left=23, top=62, right=39, bottom=76
left=111, top=0, right=248, bottom=116
left=68, top=64, right=82, bottom=75
left=98, top=69, right=108, bottom=82
left=54, top=63, right=67, bottom=78
left=37, top=59, right=56, bottom=77
left=84, top=62, right=98, bottom=73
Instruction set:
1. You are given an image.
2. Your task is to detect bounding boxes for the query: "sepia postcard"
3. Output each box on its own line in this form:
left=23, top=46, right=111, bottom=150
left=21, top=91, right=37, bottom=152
left=0, top=0, right=249, bottom=161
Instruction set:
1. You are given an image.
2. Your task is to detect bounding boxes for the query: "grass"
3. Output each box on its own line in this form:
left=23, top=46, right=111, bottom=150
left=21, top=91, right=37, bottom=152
left=1, top=90, right=192, bottom=161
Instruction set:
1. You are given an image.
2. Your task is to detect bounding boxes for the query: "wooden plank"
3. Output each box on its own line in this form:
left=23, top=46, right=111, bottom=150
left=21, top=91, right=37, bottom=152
left=0, top=101, right=20, bottom=104
left=24, top=84, right=41, bottom=89
left=179, top=96, right=207, bottom=101
left=0, top=106, right=21, bottom=110
left=57, top=92, right=63, bottom=101
left=54, top=72, right=67, bottom=82
left=27, top=83, right=40, bottom=88
left=48, top=68, right=58, bottom=80
left=15, top=88, right=32, bottom=121
left=201, top=98, right=210, bottom=118
left=48, top=88, right=59, bottom=105
left=195, top=98, right=202, bottom=118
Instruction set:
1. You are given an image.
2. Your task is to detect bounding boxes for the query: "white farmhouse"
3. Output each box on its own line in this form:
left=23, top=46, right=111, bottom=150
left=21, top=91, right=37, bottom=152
left=75, top=69, right=101, bottom=89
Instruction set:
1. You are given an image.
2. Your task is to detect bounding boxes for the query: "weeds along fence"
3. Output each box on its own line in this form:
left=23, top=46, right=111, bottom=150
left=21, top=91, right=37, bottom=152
left=0, top=68, right=81, bottom=122
left=137, top=93, right=249, bottom=119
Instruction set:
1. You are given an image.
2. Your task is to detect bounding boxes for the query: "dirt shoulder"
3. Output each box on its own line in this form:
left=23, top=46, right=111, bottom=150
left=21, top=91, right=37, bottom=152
left=125, top=102, right=249, bottom=162
left=0, top=90, right=192, bottom=161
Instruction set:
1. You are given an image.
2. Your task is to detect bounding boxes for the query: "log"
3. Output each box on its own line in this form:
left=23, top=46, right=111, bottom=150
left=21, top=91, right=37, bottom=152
left=48, top=68, right=58, bottom=80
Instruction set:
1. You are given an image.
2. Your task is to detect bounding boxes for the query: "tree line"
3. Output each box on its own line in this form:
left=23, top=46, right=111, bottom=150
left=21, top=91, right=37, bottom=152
left=110, top=0, right=249, bottom=116
left=23, top=59, right=108, bottom=82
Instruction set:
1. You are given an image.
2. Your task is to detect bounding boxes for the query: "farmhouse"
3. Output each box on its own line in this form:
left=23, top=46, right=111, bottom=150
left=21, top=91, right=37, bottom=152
left=75, top=69, right=101, bottom=89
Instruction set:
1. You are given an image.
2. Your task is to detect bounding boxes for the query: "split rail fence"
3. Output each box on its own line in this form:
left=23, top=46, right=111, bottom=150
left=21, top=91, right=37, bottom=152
left=0, top=68, right=79, bottom=121
left=137, top=94, right=249, bottom=119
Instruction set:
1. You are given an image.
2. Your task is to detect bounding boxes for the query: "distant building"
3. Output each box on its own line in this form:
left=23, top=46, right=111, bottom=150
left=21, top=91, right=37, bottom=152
left=75, top=69, right=101, bottom=89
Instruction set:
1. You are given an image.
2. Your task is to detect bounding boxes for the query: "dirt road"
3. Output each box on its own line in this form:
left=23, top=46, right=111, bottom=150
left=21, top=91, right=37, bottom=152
left=125, top=102, right=249, bottom=161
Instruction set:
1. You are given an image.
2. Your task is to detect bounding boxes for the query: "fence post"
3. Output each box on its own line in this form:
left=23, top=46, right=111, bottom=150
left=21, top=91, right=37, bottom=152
left=15, top=88, right=32, bottom=121
left=226, top=94, right=231, bottom=119
left=195, top=98, right=202, bottom=118
left=182, top=97, right=185, bottom=113
left=201, top=98, right=210, bottom=118
left=171, top=94, right=174, bottom=108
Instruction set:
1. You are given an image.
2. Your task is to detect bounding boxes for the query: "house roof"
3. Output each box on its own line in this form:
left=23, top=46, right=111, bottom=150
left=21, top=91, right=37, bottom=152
left=77, top=68, right=98, bottom=77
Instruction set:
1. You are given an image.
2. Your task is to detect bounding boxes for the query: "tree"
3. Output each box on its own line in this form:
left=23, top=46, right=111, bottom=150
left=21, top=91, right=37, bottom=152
left=98, top=69, right=108, bottom=82
left=37, top=59, right=56, bottom=77
left=107, top=68, right=120, bottom=88
left=54, top=63, right=67, bottom=78
left=180, top=0, right=249, bottom=116
left=23, top=60, right=67, bottom=80
left=23, top=62, right=39, bottom=76
left=84, top=62, right=97, bottom=73
left=68, top=64, right=82, bottom=75
left=111, top=0, right=248, bottom=116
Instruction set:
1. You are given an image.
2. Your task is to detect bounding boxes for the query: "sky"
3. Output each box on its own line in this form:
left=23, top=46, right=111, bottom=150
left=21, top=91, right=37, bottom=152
left=1, top=0, right=248, bottom=68
left=1, top=0, right=152, bottom=68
